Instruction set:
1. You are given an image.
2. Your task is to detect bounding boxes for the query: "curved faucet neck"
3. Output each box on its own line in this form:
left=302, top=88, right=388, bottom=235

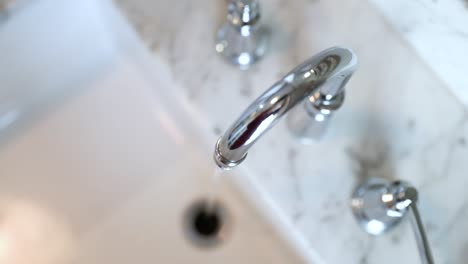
left=214, top=47, right=358, bottom=170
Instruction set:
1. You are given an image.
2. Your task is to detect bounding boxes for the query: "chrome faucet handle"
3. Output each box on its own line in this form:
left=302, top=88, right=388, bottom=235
left=351, top=178, right=434, bottom=264
left=215, top=0, right=268, bottom=69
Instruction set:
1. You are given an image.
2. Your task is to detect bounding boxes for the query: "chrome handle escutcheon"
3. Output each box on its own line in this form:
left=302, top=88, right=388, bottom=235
left=351, top=178, right=435, bottom=264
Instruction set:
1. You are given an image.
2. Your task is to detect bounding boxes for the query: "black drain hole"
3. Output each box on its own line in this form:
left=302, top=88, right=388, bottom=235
left=193, top=208, right=221, bottom=237
left=184, top=199, right=230, bottom=247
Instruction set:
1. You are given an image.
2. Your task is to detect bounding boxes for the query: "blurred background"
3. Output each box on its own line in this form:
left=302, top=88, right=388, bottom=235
left=0, top=0, right=467, bottom=263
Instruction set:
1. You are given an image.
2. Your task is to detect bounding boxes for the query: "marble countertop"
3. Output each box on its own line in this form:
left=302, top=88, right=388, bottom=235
left=116, top=0, right=468, bottom=263
left=369, top=0, right=468, bottom=108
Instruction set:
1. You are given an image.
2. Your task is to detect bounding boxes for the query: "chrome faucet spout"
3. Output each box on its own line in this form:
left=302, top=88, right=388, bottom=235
left=214, top=47, right=357, bottom=170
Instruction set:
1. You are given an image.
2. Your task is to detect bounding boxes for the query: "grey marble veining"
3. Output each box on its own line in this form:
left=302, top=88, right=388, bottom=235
left=116, top=0, right=468, bottom=263
left=369, top=0, right=468, bottom=109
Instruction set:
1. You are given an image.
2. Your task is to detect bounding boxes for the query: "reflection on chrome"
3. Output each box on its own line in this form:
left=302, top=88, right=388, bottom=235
left=215, top=0, right=268, bottom=69
left=351, top=179, right=434, bottom=264
left=214, top=47, right=357, bottom=169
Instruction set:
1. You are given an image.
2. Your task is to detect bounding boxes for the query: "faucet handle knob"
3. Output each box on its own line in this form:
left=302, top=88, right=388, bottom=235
left=227, top=0, right=260, bottom=26
left=215, top=0, right=268, bottom=69
left=351, top=178, right=434, bottom=264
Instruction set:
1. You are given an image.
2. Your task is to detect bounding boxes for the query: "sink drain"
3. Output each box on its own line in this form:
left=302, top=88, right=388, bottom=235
left=184, top=199, right=230, bottom=248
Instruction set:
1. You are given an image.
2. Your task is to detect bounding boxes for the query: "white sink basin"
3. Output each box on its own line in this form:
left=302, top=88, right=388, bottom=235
left=0, top=0, right=322, bottom=263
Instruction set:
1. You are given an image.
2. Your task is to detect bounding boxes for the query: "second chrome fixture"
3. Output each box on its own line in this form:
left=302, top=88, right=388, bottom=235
left=215, top=0, right=269, bottom=69
left=214, top=47, right=357, bottom=170
left=351, top=178, right=434, bottom=264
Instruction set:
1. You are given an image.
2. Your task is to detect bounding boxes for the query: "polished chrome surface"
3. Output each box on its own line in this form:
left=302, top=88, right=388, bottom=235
left=214, top=47, right=357, bottom=169
left=226, top=0, right=260, bottom=27
left=288, top=89, right=345, bottom=143
left=351, top=178, right=434, bottom=264
left=215, top=0, right=268, bottom=69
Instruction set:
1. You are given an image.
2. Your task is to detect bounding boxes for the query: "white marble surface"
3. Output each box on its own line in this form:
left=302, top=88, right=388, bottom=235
left=116, top=0, right=468, bottom=263
left=369, top=0, right=468, bottom=108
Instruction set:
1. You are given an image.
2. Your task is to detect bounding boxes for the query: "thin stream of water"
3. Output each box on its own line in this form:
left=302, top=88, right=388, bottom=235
left=205, top=166, right=225, bottom=213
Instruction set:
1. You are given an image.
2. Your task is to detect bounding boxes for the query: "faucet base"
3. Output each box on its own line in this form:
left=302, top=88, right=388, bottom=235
left=288, top=91, right=345, bottom=143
